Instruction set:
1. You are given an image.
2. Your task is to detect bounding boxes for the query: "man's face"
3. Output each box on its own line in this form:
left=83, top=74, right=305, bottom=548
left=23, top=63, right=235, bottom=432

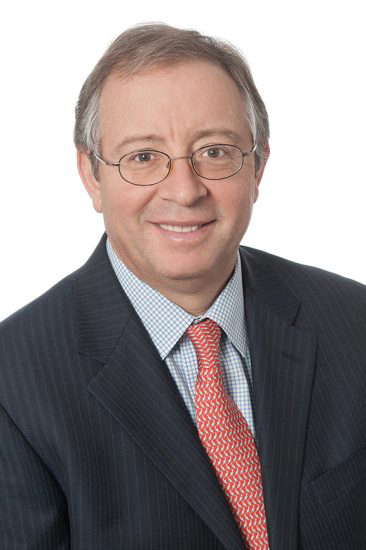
left=79, top=61, right=267, bottom=299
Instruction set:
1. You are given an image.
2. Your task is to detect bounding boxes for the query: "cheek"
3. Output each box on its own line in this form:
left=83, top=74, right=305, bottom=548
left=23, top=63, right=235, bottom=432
left=101, top=183, right=154, bottom=225
left=221, top=183, right=254, bottom=221
left=215, top=183, right=256, bottom=246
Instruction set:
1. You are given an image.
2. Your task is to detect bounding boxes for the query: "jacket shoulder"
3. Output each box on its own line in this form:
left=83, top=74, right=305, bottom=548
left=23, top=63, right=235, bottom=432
left=241, top=245, right=365, bottom=289
left=240, top=245, right=366, bottom=323
left=1, top=270, right=78, bottom=332
left=0, top=269, right=80, bottom=381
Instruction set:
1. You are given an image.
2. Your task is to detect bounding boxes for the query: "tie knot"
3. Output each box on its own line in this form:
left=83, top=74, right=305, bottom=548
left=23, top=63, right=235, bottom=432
left=186, top=319, right=221, bottom=353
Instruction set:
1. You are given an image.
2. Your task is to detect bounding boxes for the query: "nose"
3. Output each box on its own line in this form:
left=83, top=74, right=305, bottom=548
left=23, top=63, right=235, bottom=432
left=157, top=156, right=208, bottom=206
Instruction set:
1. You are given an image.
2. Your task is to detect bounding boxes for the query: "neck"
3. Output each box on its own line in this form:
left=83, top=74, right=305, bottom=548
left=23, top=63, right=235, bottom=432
left=143, top=264, right=236, bottom=316
left=107, top=237, right=237, bottom=316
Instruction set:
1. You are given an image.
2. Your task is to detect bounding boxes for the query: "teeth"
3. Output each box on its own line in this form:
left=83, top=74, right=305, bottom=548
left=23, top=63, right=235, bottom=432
left=158, top=224, right=202, bottom=232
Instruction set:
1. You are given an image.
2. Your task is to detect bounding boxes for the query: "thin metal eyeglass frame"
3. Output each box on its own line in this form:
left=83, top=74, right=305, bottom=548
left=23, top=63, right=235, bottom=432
left=93, top=143, right=257, bottom=186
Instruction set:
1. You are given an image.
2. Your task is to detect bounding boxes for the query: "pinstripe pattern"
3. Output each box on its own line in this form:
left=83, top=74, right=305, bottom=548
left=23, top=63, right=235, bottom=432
left=1, top=233, right=366, bottom=549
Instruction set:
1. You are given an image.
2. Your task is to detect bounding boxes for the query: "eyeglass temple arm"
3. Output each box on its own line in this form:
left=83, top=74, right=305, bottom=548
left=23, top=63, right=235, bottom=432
left=247, top=143, right=257, bottom=155
left=92, top=152, right=119, bottom=167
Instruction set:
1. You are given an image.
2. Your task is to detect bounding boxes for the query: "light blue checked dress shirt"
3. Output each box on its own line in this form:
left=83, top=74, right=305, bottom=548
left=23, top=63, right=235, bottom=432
left=106, top=238, right=256, bottom=437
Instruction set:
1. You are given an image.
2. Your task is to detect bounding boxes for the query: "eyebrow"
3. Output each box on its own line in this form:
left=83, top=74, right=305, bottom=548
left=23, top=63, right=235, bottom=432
left=192, top=128, right=243, bottom=143
left=112, top=128, right=244, bottom=155
left=113, top=134, right=161, bottom=154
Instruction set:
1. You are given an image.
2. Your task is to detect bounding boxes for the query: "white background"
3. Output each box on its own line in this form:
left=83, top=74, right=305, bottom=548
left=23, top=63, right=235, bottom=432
left=1, top=0, right=365, bottom=321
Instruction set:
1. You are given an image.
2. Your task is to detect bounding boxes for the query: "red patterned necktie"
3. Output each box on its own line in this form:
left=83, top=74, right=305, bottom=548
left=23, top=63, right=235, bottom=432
left=187, top=319, right=269, bottom=549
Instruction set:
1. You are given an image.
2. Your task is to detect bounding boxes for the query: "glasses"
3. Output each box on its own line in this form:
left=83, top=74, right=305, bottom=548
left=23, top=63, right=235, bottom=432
left=93, top=143, right=257, bottom=186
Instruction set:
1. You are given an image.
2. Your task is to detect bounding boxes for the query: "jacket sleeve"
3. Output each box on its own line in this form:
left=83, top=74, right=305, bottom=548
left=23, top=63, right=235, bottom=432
left=0, top=403, right=70, bottom=549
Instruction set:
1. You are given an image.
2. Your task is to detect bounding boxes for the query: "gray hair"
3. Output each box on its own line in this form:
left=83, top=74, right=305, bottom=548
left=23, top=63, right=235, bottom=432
left=74, top=23, right=269, bottom=178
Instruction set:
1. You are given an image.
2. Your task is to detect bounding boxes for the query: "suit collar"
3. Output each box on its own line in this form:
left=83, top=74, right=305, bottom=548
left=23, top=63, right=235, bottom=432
left=77, top=235, right=317, bottom=549
left=240, top=246, right=317, bottom=548
left=76, top=236, right=303, bottom=366
left=239, top=245, right=302, bottom=325
left=77, top=233, right=132, bottom=363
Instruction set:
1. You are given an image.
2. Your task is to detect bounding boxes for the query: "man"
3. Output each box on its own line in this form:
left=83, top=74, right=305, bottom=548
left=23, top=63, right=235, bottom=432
left=1, top=23, right=365, bottom=550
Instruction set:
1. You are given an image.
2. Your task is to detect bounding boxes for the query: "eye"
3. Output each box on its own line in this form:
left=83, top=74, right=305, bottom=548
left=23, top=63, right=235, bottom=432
left=130, top=151, right=156, bottom=163
left=203, top=147, right=225, bottom=159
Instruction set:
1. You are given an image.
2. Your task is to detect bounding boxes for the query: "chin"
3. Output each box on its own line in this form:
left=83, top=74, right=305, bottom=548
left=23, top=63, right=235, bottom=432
left=154, top=261, right=214, bottom=283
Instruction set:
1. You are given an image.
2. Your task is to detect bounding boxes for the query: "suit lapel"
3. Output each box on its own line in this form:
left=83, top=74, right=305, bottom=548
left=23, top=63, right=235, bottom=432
left=77, top=235, right=317, bottom=550
left=240, top=247, right=317, bottom=549
left=78, top=235, right=245, bottom=550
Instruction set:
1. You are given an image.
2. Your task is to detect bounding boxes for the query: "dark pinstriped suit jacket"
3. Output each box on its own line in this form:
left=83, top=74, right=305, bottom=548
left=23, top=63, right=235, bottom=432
left=1, top=233, right=366, bottom=549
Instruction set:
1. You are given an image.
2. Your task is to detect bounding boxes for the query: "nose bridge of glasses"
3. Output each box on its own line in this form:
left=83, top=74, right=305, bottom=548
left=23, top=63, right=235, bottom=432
left=169, top=154, right=192, bottom=161
left=165, top=154, right=195, bottom=173
left=169, top=154, right=193, bottom=165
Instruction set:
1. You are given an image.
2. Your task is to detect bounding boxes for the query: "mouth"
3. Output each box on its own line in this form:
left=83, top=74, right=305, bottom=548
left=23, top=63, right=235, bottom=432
left=157, top=223, right=206, bottom=233
left=150, top=220, right=215, bottom=241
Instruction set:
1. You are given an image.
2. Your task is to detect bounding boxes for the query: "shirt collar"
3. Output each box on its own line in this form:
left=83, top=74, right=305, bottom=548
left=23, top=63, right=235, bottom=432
left=106, top=238, right=247, bottom=360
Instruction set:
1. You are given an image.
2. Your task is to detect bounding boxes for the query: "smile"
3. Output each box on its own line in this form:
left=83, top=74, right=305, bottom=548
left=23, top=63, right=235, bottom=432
left=157, top=224, right=203, bottom=233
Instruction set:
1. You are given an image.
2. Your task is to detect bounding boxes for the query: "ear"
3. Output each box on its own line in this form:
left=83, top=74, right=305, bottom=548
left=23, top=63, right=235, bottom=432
left=77, top=149, right=103, bottom=213
left=253, top=141, right=270, bottom=202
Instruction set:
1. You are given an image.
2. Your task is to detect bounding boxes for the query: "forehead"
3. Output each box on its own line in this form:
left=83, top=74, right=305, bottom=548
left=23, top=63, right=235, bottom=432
left=99, top=61, right=250, bottom=151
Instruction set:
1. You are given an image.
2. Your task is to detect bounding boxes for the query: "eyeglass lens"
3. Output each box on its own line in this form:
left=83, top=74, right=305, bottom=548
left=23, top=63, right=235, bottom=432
left=119, top=145, right=244, bottom=185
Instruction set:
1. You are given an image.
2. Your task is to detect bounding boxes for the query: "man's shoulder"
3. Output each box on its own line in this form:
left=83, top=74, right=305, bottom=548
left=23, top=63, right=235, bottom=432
left=241, top=244, right=365, bottom=291
left=240, top=245, right=366, bottom=321
left=1, top=235, right=108, bottom=334
left=0, top=269, right=79, bottom=353
left=0, top=233, right=125, bottom=366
